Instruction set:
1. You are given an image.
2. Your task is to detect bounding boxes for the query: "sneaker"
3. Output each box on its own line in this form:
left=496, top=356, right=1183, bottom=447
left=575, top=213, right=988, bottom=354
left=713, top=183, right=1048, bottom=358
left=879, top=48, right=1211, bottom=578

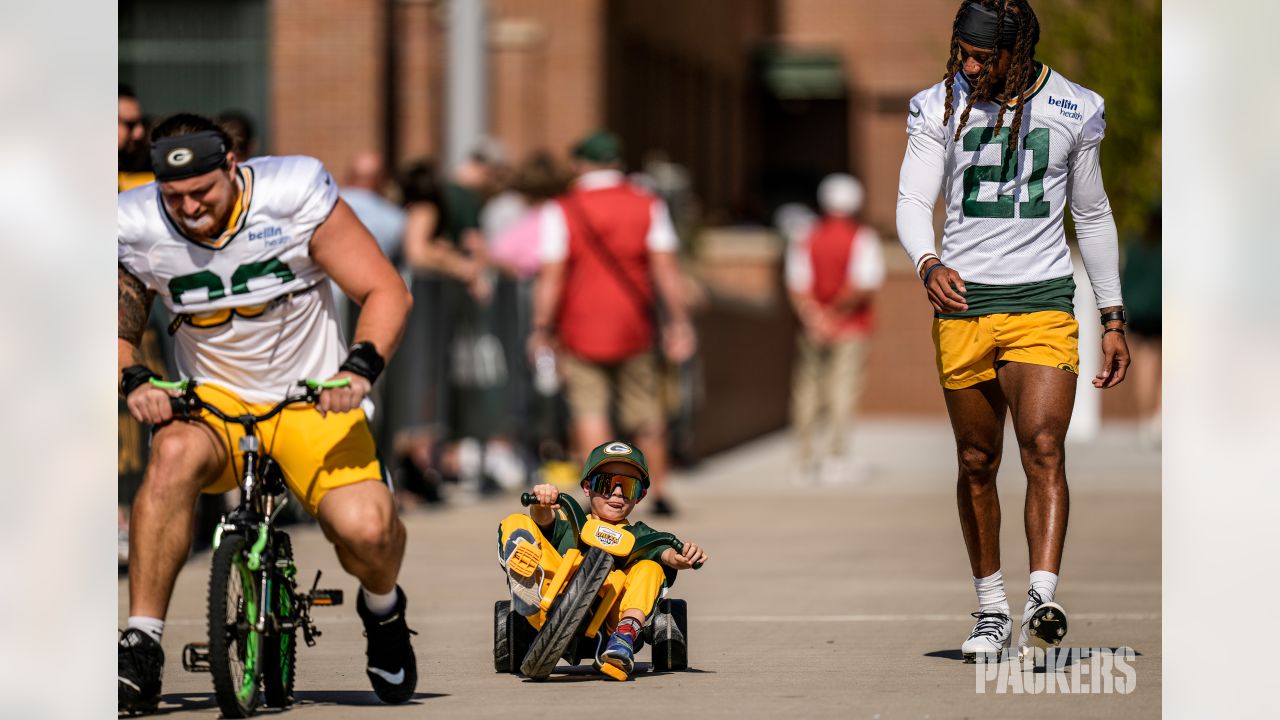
left=960, top=608, right=1011, bottom=662
left=501, top=530, right=543, bottom=616
left=1017, top=589, right=1069, bottom=657
left=599, top=630, right=637, bottom=678
left=650, top=495, right=677, bottom=517
left=118, top=628, right=163, bottom=715
left=357, top=587, right=418, bottom=704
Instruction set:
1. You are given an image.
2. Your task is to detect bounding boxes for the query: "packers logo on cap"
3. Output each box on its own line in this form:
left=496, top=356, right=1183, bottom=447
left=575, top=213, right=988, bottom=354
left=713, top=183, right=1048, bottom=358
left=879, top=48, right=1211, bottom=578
left=603, top=442, right=633, bottom=455
left=166, top=148, right=194, bottom=167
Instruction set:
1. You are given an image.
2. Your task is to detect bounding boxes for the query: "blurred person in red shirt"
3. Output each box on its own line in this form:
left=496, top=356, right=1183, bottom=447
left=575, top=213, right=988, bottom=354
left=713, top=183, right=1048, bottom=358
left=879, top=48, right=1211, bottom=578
left=785, top=173, right=885, bottom=484
left=529, top=131, right=695, bottom=516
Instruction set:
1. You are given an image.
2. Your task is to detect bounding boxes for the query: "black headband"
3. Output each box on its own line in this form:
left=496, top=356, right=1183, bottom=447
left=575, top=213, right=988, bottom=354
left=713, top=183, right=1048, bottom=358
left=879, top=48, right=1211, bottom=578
left=150, top=131, right=229, bottom=182
left=956, top=3, right=1020, bottom=49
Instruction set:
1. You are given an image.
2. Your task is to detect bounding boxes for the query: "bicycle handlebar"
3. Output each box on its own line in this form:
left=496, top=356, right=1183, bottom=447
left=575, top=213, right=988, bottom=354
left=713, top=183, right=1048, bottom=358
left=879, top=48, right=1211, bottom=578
left=158, top=377, right=352, bottom=426
left=520, top=492, right=702, bottom=569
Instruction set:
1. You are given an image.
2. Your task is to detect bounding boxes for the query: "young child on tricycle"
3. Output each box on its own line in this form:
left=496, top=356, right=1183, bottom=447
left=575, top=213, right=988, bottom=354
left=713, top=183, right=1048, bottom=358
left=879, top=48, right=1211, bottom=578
left=496, top=440, right=707, bottom=680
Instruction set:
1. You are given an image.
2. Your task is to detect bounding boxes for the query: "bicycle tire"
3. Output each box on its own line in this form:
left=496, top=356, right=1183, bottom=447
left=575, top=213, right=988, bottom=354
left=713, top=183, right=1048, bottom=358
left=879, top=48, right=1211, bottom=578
left=651, top=598, right=688, bottom=672
left=208, top=533, right=263, bottom=717
left=494, top=600, right=513, bottom=673
left=262, top=533, right=296, bottom=707
left=519, top=547, right=613, bottom=679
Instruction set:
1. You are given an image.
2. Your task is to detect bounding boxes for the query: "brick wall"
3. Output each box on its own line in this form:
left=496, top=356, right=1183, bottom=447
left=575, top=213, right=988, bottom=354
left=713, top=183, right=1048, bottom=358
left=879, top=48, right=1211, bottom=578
left=270, top=0, right=387, bottom=178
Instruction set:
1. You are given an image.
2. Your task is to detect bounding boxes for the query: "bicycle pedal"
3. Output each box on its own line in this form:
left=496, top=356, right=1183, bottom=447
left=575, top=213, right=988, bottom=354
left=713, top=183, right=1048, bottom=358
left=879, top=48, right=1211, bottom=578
left=507, top=543, right=542, bottom=578
left=310, top=588, right=344, bottom=607
left=182, top=642, right=211, bottom=672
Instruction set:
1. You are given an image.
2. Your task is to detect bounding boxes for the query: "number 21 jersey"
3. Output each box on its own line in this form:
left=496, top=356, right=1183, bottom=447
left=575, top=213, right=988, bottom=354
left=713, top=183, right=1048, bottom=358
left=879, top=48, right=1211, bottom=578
left=905, top=65, right=1106, bottom=285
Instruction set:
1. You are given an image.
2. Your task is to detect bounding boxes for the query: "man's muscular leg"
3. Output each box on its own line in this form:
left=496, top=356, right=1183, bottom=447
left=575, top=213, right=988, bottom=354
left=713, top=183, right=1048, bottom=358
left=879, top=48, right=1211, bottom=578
left=317, top=478, right=417, bottom=702
left=129, top=420, right=227, bottom=619
left=997, top=361, right=1075, bottom=573
left=316, top=480, right=406, bottom=593
left=944, top=380, right=1008, bottom=578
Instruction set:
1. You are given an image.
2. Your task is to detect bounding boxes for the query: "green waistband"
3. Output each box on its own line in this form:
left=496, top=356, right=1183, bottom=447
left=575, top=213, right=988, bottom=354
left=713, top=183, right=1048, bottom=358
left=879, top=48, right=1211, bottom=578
left=935, top=275, right=1076, bottom=319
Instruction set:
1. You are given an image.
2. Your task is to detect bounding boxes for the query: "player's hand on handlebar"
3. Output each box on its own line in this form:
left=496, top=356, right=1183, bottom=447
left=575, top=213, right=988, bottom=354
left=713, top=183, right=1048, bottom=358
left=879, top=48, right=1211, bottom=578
left=126, top=382, right=181, bottom=425
left=316, top=371, right=370, bottom=417
left=921, top=260, right=968, bottom=313
left=666, top=541, right=707, bottom=570
left=530, top=483, right=560, bottom=508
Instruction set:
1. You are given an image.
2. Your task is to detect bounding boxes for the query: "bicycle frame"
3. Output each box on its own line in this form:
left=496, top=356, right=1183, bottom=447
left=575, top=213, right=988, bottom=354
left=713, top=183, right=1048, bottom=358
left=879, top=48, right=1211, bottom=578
left=160, top=377, right=349, bottom=634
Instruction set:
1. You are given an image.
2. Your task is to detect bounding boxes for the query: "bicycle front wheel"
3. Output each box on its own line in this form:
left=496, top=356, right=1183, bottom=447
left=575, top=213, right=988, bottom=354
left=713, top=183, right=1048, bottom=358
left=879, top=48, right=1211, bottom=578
left=208, top=533, right=263, bottom=717
left=262, top=533, right=296, bottom=708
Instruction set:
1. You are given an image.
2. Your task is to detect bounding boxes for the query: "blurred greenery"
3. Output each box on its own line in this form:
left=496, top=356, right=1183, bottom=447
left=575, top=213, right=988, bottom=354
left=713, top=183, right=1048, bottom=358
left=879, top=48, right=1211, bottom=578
left=1038, top=0, right=1161, bottom=239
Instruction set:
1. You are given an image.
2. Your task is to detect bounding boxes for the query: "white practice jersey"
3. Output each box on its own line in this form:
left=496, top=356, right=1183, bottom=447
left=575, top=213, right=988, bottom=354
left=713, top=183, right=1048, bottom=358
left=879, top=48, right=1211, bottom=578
left=118, top=155, right=346, bottom=404
left=903, top=66, right=1106, bottom=285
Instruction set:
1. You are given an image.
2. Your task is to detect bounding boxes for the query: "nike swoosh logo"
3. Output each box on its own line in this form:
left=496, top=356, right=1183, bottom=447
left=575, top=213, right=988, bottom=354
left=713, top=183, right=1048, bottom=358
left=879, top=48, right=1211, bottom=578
left=368, top=667, right=405, bottom=685
left=909, top=108, right=921, bottom=117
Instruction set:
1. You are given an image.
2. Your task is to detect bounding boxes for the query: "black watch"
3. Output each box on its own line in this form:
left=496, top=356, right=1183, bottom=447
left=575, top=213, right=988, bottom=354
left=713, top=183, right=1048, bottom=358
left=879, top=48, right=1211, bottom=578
left=1099, top=309, right=1126, bottom=326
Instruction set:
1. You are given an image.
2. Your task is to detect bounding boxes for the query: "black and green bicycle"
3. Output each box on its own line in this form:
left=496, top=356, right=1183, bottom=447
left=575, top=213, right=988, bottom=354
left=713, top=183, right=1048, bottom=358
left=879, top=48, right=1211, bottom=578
left=158, top=377, right=346, bottom=718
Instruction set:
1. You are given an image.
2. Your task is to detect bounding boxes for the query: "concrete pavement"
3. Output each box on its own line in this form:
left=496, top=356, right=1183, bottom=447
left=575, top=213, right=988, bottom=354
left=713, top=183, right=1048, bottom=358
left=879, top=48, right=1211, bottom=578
left=119, top=420, right=1160, bottom=718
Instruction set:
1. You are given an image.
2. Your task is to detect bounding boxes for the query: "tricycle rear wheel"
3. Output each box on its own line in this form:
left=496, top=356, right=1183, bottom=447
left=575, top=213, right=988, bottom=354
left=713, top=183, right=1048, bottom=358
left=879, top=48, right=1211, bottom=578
left=519, top=547, right=614, bottom=679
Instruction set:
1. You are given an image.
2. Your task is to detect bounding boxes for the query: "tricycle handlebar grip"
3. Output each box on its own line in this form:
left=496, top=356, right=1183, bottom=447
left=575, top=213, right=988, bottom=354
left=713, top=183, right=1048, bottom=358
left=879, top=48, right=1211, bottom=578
left=520, top=493, right=541, bottom=507
left=664, top=539, right=703, bottom=570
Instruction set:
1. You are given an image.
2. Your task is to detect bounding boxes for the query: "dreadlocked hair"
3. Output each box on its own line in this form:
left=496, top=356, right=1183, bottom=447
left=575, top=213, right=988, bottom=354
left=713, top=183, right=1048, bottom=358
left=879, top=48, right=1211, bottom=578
left=941, top=0, right=1041, bottom=157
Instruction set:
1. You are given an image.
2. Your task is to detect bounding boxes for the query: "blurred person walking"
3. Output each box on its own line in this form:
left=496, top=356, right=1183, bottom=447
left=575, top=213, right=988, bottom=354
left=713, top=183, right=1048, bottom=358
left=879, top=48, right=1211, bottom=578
left=489, top=152, right=572, bottom=474
left=529, top=131, right=695, bottom=516
left=895, top=0, right=1129, bottom=660
left=785, top=173, right=884, bottom=484
left=385, top=160, right=479, bottom=500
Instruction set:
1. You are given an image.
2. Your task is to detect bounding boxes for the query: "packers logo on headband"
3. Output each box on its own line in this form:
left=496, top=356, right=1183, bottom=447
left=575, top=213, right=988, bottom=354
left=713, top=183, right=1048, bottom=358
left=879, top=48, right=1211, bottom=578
left=166, top=148, right=194, bottom=167
left=603, top=442, right=632, bottom=455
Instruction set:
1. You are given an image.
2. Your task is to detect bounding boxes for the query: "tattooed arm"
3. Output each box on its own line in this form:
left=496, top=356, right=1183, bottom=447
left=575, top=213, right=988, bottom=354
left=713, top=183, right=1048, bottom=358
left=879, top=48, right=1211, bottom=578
left=119, top=264, right=177, bottom=424
left=118, top=263, right=154, bottom=380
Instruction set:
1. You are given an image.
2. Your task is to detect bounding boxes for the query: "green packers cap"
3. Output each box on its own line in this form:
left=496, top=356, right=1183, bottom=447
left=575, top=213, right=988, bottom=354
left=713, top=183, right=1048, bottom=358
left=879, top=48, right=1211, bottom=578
left=571, top=130, right=622, bottom=164
left=581, top=441, right=650, bottom=487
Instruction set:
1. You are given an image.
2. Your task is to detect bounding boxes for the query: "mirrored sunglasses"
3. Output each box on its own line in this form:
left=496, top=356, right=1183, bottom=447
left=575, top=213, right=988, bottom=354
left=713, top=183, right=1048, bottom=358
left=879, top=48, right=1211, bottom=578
left=585, top=472, right=645, bottom=501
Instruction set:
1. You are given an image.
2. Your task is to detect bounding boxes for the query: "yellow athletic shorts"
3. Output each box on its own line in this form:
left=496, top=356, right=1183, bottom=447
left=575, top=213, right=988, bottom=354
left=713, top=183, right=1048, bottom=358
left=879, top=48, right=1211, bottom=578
left=932, top=311, right=1079, bottom=390
left=191, top=383, right=384, bottom=516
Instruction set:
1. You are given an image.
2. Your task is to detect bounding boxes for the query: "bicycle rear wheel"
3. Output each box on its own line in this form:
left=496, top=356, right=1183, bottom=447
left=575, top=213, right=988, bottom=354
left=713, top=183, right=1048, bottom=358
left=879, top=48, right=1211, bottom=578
left=208, top=533, right=263, bottom=717
left=262, top=533, right=296, bottom=707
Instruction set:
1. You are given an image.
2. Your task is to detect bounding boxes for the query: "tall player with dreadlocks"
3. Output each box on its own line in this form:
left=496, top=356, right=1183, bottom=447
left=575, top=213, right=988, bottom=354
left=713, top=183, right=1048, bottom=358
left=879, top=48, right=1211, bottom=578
left=896, top=0, right=1130, bottom=661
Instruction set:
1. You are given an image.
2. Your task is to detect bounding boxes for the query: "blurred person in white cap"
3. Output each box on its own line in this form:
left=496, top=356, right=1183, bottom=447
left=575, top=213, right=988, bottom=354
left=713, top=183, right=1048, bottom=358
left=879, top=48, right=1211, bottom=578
left=785, top=173, right=884, bottom=484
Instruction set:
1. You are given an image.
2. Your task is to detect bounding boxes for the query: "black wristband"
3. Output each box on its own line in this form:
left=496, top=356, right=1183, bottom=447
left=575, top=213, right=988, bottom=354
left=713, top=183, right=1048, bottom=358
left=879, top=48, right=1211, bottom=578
left=922, top=262, right=947, bottom=286
left=1102, top=327, right=1126, bottom=337
left=339, top=342, right=385, bottom=384
left=1099, top=310, right=1126, bottom=326
left=119, top=365, right=159, bottom=399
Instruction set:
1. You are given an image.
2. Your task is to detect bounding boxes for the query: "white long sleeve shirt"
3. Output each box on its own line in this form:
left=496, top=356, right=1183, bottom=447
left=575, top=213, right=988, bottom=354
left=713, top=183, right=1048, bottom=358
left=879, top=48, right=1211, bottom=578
left=895, top=66, right=1122, bottom=309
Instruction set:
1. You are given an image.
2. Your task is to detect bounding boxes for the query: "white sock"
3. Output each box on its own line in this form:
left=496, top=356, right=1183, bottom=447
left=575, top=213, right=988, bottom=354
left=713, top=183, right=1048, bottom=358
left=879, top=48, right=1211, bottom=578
left=1029, top=566, right=1059, bottom=604
left=973, top=571, right=1010, bottom=614
left=361, top=586, right=399, bottom=617
left=126, top=616, right=165, bottom=644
